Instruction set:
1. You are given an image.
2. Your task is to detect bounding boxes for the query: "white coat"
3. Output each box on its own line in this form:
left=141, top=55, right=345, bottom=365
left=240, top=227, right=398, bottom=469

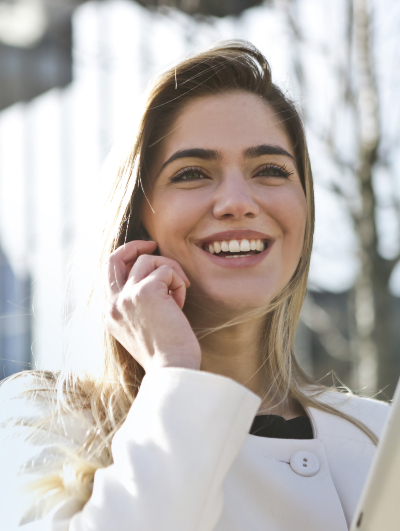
left=0, top=367, right=390, bottom=531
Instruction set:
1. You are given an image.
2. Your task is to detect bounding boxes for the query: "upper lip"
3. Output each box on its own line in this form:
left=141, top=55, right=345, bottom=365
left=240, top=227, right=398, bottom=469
left=195, top=230, right=274, bottom=246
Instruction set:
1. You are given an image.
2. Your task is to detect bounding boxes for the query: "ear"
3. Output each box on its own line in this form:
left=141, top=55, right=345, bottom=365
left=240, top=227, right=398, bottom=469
left=137, top=222, right=160, bottom=255
left=138, top=221, right=151, bottom=241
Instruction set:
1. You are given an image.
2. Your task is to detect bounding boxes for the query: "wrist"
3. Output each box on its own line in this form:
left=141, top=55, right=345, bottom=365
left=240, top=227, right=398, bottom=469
left=147, top=353, right=201, bottom=372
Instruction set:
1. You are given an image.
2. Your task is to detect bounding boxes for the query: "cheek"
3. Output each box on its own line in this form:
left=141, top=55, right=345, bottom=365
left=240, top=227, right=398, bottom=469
left=288, top=206, right=307, bottom=261
left=270, top=188, right=307, bottom=253
left=141, top=192, right=203, bottom=250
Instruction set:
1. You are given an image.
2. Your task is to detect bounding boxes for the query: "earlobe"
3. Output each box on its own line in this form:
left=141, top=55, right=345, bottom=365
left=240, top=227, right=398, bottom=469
left=138, top=221, right=152, bottom=241
left=138, top=222, right=160, bottom=255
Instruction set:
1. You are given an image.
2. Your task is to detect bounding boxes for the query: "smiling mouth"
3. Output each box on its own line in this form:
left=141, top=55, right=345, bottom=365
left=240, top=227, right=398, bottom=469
left=202, top=238, right=269, bottom=258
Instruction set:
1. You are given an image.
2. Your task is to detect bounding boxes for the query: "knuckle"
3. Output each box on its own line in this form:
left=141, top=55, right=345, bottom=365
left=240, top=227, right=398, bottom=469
left=135, top=254, right=149, bottom=266
left=106, top=301, right=122, bottom=321
left=120, top=294, right=133, bottom=310
left=157, top=264, right=173, bottom=275
left=135, top=281, right=153, bottom=298
left=105, top=252, right=116, bottom=266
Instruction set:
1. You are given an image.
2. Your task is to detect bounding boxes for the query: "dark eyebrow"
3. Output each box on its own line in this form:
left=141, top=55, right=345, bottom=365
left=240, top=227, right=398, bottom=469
left=158, top=144, right=295, bottom=176
left=159, top=148, right=221, bottom=173
left=243, top=144, right=295, bottom=161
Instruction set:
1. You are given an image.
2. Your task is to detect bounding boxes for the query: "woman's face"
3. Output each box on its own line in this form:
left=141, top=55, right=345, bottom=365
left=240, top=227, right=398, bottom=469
left=141, top=91, right=307, bottom=312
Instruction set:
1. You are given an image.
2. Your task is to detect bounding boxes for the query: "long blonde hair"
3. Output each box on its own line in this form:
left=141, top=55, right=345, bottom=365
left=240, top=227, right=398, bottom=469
left=1, top=40, right=378, bottom=513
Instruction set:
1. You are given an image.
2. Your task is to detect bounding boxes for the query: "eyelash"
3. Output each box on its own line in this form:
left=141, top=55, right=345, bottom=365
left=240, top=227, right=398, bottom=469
left=170, top=166, right=207, bottom=182
left=170, top=163, right=294, bottom=183
left=257, top=163, right=294, bottom=179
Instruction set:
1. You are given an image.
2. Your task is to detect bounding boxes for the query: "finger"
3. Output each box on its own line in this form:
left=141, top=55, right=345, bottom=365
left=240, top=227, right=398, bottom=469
left=128, top=255, right=190, bottom=288
left=145, top=265, right=187, bottom=309
left=169, top=281, right=187, bottom=310
left=113, top=240, right=158, bottom=265
left=106, top=240, right=157, bottom=295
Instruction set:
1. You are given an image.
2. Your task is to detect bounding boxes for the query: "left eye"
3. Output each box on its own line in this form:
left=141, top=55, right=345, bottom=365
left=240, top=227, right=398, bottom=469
left=257, top=164, right=293, bottom=178
left=171, top=168, right=206, bottom=182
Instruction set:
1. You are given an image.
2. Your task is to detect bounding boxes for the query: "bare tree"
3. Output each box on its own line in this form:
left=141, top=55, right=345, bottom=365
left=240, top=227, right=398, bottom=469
left=279, top=0, right=400, bottom=397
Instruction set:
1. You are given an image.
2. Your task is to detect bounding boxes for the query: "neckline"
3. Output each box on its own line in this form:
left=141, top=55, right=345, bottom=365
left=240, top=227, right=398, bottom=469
left=255, top=413, right=309, bottom=421
left=250, top=414, right=314, bottom=439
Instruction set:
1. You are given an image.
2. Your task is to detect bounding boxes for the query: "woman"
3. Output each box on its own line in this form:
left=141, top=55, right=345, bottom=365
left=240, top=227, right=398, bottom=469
left=0, top=40, right=390, bottom=531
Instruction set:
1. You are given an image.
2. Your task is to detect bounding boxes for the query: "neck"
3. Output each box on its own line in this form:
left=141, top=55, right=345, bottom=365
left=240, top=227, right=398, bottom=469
left=198, top=319, right=265, bottom=397
left=184, top=303, right=304, bottom=419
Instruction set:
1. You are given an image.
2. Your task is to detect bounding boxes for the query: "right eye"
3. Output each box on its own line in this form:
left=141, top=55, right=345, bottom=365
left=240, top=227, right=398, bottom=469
left=170, top=167, right=207, bottom=182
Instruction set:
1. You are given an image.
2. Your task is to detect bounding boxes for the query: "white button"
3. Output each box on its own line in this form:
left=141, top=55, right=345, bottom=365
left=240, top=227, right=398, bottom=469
left=290, top=451, right=320, bottom=477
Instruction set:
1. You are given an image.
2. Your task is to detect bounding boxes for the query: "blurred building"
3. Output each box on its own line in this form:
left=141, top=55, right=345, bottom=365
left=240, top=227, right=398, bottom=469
left=0, top=0, right=267, bottom=114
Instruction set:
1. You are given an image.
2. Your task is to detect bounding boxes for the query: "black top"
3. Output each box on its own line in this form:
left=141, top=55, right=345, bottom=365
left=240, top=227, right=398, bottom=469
left=249, top=415, right=313, bottom=439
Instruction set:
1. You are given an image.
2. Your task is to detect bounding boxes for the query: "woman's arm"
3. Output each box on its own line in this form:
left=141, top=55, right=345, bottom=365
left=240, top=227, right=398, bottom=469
left=1, top=241, right=260, bottom=529
left=2, top=369, right=260, bottom=531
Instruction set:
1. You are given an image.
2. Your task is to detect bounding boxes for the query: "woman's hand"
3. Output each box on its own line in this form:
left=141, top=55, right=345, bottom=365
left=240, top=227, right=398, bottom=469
left=105, top=240, right=201, bottom=372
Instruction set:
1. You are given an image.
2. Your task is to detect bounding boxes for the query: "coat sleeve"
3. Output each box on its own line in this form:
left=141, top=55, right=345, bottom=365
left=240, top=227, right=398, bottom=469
left=2, top=368, right=261, bottom=531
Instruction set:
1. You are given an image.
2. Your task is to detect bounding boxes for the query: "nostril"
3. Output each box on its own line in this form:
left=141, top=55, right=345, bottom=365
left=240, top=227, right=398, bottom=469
left=212, top=193, right=259, bottom=220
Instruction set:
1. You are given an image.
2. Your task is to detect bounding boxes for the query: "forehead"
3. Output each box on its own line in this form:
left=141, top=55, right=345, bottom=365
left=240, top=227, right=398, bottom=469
left=159, top=91, right=294, bottom=161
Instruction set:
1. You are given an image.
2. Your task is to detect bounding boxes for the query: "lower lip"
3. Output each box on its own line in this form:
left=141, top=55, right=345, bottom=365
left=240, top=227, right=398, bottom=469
left=198, top=243, right=273, bottom=268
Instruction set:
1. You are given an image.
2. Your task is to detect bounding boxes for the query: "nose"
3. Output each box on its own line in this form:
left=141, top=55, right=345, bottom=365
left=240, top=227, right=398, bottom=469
left=212, top=171, right=259, bottom=220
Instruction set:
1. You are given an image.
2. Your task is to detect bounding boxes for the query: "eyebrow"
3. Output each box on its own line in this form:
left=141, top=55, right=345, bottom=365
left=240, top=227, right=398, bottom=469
left=243, top=144, right=295, bottom=161
left=159, top=144, right=295, bottom=174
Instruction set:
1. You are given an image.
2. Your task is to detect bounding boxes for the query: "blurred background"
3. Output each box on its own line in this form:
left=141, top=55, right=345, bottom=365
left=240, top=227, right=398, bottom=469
left=0, top=0, right=399, bottom=398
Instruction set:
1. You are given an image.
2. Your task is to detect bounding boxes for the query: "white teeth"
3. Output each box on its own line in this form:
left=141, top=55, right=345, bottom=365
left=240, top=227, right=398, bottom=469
left=225, top=254, right=252, bottom=258
left=214, top=241, right=221, bottom=253
left=204, top=238, right=267, bottom=254
left=240, top=239, right=250, bottom=252
left=229, top=240, right=240, bottom=252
